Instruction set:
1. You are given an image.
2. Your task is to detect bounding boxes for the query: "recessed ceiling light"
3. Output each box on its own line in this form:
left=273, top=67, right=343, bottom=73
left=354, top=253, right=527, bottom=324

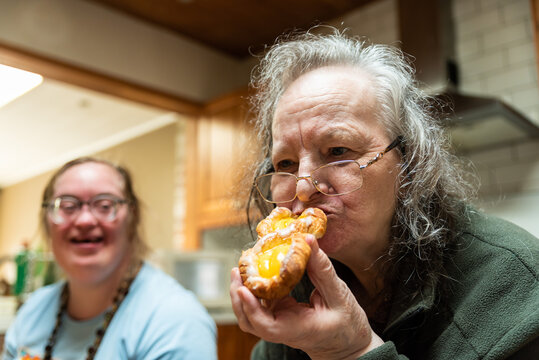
left=0, top=64, right=43, bottom=108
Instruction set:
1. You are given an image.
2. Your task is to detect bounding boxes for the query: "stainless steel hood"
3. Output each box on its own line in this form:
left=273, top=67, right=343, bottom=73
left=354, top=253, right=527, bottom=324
left=398, top=0, right=539, bottom=153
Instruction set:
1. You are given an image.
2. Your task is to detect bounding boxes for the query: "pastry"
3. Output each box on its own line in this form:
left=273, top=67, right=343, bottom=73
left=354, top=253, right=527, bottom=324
left=238, top=207, right=327, bottom=300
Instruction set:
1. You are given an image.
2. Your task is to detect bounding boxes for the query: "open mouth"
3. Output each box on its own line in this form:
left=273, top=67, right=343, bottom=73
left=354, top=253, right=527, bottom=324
left=70, top=237, right=104, bottom=244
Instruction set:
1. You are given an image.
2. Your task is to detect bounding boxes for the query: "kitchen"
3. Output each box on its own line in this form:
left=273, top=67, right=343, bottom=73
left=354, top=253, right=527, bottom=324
left=1, top=0, right=538, bottom=358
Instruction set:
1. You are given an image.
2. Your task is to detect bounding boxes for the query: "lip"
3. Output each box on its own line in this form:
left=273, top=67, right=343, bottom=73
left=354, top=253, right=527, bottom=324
left=309, top=205, right=333, bottom=217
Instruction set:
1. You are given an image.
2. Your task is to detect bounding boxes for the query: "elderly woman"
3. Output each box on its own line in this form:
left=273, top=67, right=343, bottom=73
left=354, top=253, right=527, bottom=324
left=230, top=30, right=539, bottom=359
left=3, top=157, right=217, bottom=360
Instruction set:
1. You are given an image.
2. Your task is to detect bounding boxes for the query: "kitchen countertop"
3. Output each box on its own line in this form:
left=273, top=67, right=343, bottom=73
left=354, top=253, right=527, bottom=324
left=208, top=307, right=237, bottom=325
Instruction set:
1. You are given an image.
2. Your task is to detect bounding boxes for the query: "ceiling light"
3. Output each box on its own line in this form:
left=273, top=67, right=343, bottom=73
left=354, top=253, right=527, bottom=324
left=0, top=64, right=43, bottom=108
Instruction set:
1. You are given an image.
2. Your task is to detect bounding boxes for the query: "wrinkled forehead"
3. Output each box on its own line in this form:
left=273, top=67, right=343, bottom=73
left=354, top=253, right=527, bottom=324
left=272, top=66, right=380, bottom=140
left=274, top=66, right=376, bottom=116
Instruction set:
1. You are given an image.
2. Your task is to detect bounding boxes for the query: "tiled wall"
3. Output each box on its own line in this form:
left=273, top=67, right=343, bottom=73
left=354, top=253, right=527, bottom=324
left=454, top=0, right=539, bottom=122
left=453, top=0, right=539, bottom=237
left=467, top=139, right=539, bottom=236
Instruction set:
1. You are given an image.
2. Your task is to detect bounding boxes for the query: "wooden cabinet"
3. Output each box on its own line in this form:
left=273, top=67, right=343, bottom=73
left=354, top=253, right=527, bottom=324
left=184, top=90, right=259, bottom=249
left=533, top=0, right=539, bottom=75
left=217, top=324, right=260, bottom=360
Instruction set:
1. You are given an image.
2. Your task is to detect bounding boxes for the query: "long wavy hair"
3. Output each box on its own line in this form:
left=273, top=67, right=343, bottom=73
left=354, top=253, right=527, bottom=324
left=246, top=28, right=478, bottom=300
left=40, top=157, right=149, bottom=261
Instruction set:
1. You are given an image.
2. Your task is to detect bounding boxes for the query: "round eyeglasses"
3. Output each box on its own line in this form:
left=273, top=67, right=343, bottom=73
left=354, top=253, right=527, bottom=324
left=255, top=137, right=402, bottom=204
left=42, top=195, right=128, bottom=225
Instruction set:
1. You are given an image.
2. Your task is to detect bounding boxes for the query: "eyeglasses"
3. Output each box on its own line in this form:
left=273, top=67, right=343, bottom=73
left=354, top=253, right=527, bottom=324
left=42, top=195, right=128, bottom=225
left=255, top=137, right=402, bottom=204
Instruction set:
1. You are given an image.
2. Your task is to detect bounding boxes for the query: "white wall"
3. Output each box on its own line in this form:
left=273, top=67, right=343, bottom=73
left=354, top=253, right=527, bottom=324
left=0, top=0, right=252, bottom=102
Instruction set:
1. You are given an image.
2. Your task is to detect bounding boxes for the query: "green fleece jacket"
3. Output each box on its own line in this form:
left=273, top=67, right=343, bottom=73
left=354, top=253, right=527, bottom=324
left=251, top=210, right=539, bottom=359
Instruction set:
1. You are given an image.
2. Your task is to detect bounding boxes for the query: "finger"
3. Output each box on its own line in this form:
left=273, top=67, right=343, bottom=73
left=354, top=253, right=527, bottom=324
left=242, top=293, right=315, bottom=344
left=229, top=268, right=246, bottom=319
left=237, top=286, right=273, bottom=323
left=229, top=268, right=255, bottom=333
left=309, top=288, right=326, bottom=309
left=304, top=235, right=349, bottom=308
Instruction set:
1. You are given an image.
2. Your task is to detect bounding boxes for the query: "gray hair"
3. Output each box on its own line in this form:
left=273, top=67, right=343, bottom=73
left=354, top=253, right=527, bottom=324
left=248, top=28, right=478, bottom=298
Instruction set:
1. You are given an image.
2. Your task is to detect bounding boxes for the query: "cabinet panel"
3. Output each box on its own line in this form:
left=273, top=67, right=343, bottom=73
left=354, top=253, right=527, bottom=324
left=197, top=103, right=245, bottom=219
left=532, top=0, right=539, bottom=76
left=185, top=90, right=258, bottom=248
left=217, top=324, right=260, bottom=360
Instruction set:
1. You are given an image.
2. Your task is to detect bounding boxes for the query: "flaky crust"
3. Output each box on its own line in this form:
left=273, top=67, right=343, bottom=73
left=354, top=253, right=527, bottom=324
left=239, top=207, right=327, bottom=300
left=256, top=207, right=327, bottom=239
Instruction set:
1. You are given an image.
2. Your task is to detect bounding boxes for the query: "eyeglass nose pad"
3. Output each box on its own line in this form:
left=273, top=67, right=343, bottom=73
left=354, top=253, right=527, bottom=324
left=73, top=204, right=99, bottom=225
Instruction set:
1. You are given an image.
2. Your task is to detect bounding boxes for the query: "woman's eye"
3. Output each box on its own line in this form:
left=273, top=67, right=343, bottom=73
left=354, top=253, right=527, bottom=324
left=275, top=159, right=296, bottom=172
left=329, top=147, right=349, bottom=156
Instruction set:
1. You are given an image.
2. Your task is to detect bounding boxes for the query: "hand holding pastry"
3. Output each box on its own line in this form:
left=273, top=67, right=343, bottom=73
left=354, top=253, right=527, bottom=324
left=230, top=234, right=385, bottom=359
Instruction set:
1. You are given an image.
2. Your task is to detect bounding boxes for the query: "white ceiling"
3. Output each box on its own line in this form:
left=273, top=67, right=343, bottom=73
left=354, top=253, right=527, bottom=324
left=0, top=78, right=172, bottom=187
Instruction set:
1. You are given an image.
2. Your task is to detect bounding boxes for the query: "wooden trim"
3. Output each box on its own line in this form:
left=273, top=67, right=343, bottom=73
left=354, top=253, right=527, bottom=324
left=532, top=0, right=539, bottom=77
left=183, top=116, right=200, bottom=251
left=0, top=41, right=202, bottom=115
left=203, top=87, right=250, bottom=112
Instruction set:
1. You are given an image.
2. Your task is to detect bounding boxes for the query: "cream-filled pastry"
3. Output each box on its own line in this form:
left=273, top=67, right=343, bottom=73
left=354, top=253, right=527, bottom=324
left=239, top=207, right=326, bottom=300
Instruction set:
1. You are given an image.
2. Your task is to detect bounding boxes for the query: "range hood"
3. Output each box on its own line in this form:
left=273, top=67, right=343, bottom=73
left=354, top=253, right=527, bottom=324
left=398, top=0, right=539, bottom=152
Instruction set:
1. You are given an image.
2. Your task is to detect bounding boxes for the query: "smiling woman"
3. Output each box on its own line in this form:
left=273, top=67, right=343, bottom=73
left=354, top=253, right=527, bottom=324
left=2, top=157, right=217, bottom=360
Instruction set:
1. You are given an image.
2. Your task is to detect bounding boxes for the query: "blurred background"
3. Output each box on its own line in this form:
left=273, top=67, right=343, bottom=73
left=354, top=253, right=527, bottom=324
left=1, top=0, right=538, bottom=357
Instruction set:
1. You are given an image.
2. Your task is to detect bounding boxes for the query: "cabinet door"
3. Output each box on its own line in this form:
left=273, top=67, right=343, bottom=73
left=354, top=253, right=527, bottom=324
left=217, top=324, right=260, bottom=360
left=184, top=91, right=258, bottom=249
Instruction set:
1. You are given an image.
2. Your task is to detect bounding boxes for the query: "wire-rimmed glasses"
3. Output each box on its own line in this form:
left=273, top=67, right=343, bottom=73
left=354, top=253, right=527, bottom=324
left=42, top=194, right=128, bottom=225
left=255, top=137, right=402, bottom=204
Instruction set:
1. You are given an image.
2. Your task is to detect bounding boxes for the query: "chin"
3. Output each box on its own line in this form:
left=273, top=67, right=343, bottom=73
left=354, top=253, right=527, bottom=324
left=318, top=221, right=358, bottom=261
left=317, top=232, right=346, bottom=258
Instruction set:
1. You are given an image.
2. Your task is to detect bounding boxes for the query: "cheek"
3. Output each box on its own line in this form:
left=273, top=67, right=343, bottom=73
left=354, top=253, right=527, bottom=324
left=48, top=222, right=68, bottom=242
left=48, top=224, right=70, bottom=263
left=104, top=218, right=131, bottom=244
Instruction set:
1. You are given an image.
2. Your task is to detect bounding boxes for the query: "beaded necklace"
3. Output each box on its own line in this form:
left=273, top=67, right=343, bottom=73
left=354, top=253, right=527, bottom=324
left=44, top=262, right=142, bottom=360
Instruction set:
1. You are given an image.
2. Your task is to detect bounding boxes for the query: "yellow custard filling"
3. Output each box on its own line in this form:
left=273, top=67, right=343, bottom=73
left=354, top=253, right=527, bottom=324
left=273, top=217, right=295, bottom=231
left=257, top=243, right=291, bottom=278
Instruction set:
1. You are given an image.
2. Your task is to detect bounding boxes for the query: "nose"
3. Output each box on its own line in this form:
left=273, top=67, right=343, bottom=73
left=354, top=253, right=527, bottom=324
left=73, top=204, right=98, bottom=227
left=295, top=175, right=318, bottom=202
left=295, top=160, right=320, bottom=203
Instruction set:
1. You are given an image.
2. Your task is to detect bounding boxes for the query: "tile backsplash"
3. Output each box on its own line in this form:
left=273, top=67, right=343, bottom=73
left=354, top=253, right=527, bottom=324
left=467, top=138, right=539, bottom=237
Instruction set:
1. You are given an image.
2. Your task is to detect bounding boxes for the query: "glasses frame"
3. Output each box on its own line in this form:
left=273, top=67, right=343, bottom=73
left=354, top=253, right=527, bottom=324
left=256, top=136, right=403, bottom=204
left=42, top=194, right=129, bottom=224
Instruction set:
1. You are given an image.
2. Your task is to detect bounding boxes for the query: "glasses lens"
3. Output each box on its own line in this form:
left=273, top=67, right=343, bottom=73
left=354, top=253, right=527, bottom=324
left=256, top=173, right=297, bottom=203
left=312, top=161, right=363, bottom=196
left=48, top=197, right=79, bottom=225
left=91, top=197, right=118, bottom=222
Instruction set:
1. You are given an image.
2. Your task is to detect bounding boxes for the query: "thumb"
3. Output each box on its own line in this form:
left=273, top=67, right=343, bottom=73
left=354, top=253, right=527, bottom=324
left=304, top=235, right=349, bottom=308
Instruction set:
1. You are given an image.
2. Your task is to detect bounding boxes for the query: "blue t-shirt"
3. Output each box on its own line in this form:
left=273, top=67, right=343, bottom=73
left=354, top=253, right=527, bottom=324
left=3, top=262, right=217, bottom=360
